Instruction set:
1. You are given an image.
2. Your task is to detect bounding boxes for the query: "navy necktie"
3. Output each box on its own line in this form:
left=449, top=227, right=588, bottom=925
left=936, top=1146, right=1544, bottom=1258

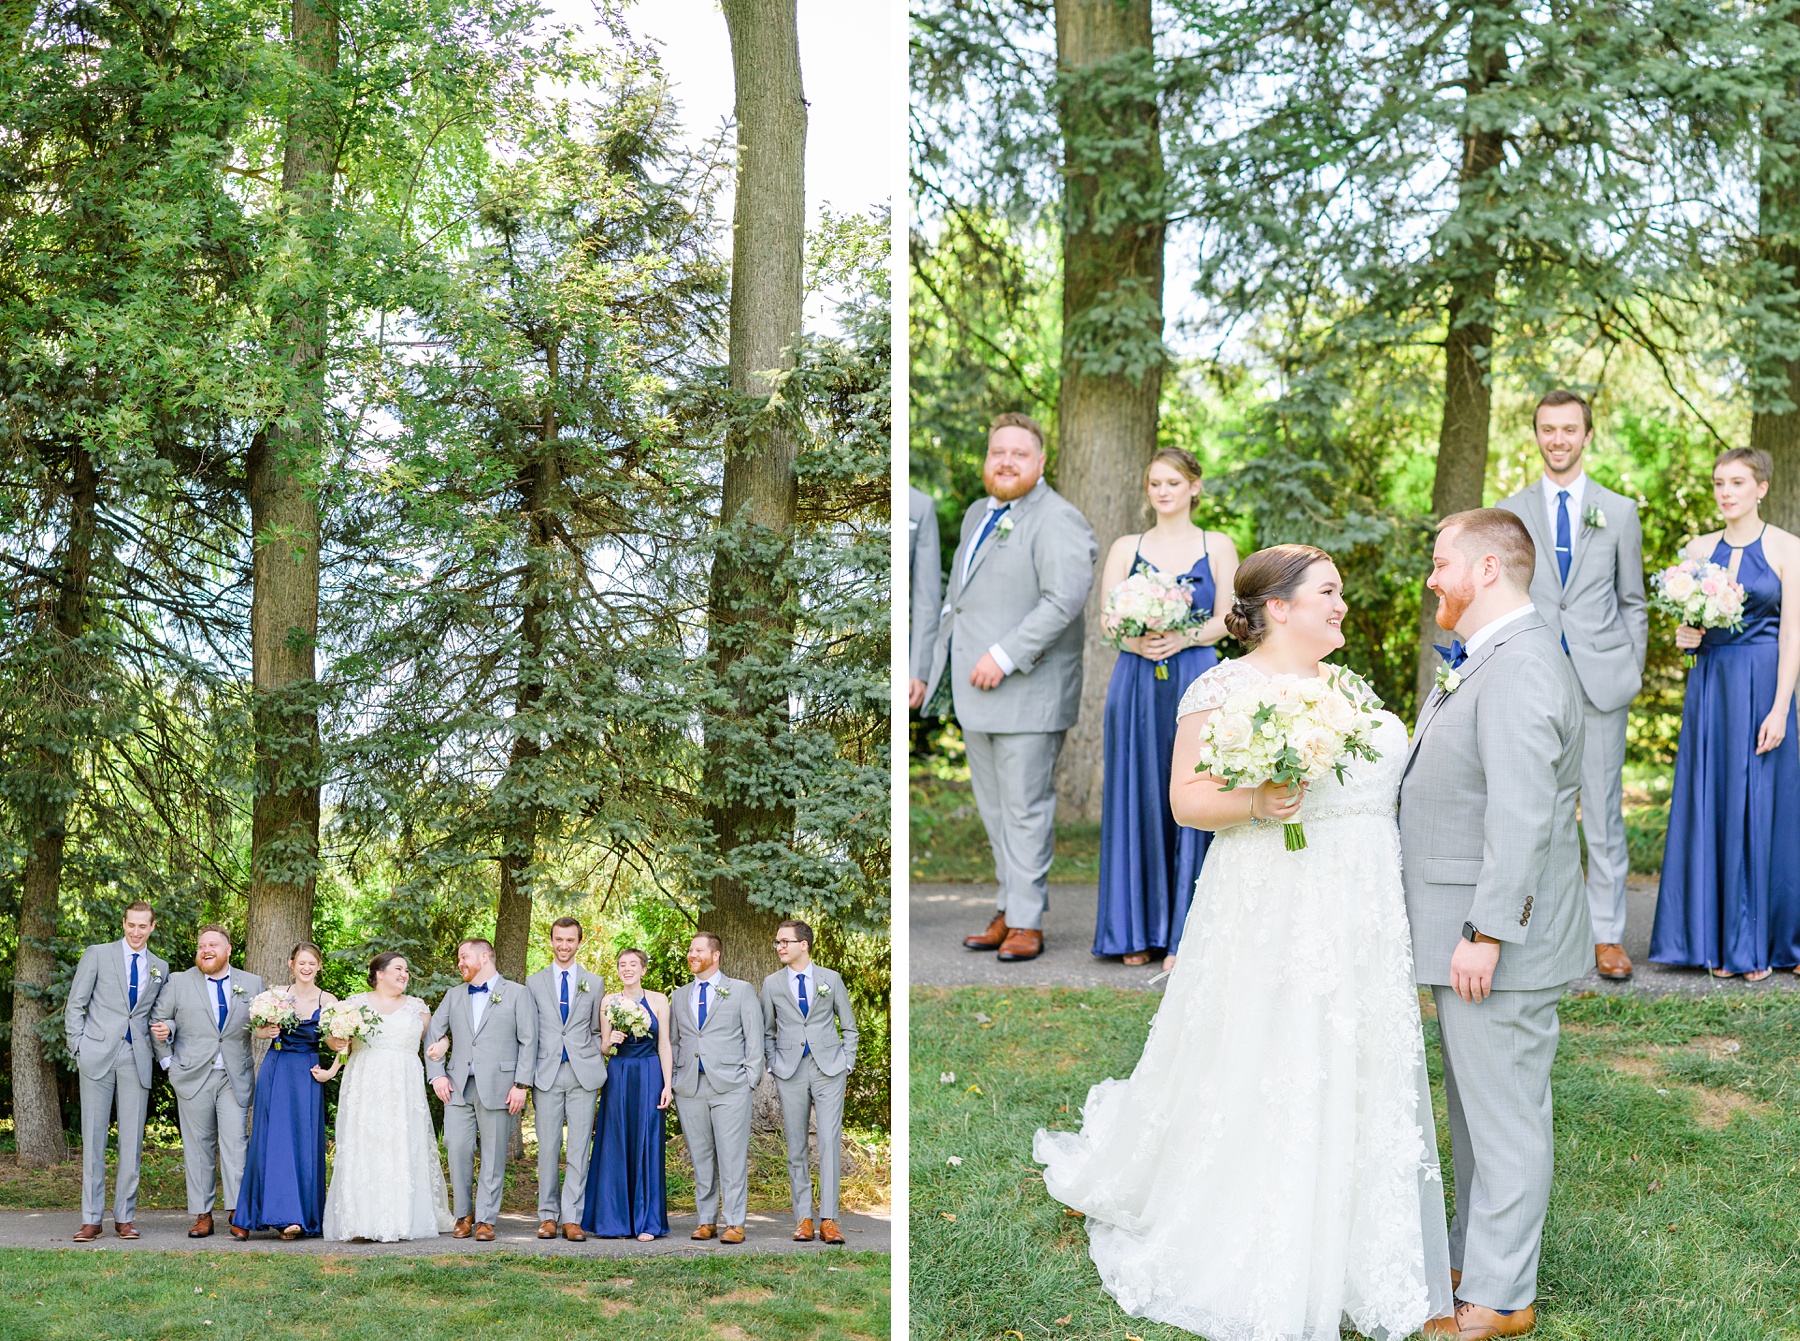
left=1555, top=490, right=1572, bottom=586
left=213, top=976, right=228, bottom=1032
left=559, top=971, right=569, bottom=1063
left=697, top=981, right=709, bottom=1030
left=966, top=504, right=1010, bottom=576
left=797, top=973, right=811, bottom=1058
left=127, top=953, right=139, bottom=1042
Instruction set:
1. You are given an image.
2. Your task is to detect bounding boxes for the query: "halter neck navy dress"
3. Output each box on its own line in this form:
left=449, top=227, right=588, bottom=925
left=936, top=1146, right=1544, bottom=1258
left=582, top=999, right=669, bottom=1238
left=232, top=1005, right=326, bottom=1236
left=1093, top=540, right=1218, bottom=958
left=1650, top=534, right=1800, bottom=973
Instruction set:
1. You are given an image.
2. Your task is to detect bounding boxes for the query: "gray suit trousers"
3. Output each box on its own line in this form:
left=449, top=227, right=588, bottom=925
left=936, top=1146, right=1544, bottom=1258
left=675, top=1072, right=752, bottom=1227
left=964, top=728, right=1065, bottom=931
left=534, top=1062, right=599, bottom=1222
left=1578, top=691, right=1631, bottom=943
left=81, top=1056, right=149, bottom=1223
left=446, top=1074, right=513, bottom=1223
left=175, top=1066, right=248, bottom=1215
left=1434, top=982, right=1566, bottom=1311
left=777, top=1055, right=847, bottom=1222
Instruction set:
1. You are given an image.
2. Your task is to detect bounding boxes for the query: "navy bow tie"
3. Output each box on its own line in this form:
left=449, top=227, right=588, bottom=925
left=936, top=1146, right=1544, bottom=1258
left=467, top=982, right=489, bottom=995
left=1433, top=639, right=1468, bottom=669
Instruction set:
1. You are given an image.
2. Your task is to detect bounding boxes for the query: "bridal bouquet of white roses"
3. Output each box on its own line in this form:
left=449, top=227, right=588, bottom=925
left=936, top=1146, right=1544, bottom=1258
left=1104, top=567, right=1205, bottom=679
left=1194, top=670, right=1382, bottom=851
left=1651, top=556, right=1746, bottom=666
left=321, top=1001, right=383, bottom=1046
left=248, top=988, right=298, bottom=1031
left=605, top=999, right=653, bottom=1042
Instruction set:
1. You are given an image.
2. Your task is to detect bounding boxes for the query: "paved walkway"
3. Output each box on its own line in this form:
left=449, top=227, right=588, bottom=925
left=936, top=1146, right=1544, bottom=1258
left=912, top=877, right=1800, bottom=998
left=0, top=1208, right=889, bottom=1255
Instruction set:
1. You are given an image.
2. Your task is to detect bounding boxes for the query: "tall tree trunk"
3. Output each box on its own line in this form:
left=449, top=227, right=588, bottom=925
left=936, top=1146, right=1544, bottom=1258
left=1052, top=0, right=1165, bottom=822
left=1753, top=85, right=1800, bottom=532
left=1414, top=10, right=1509, bottom=706
left=9, top=443, right=98, bottom=1166
left=246, top=0, right=336, bottom=985
left=702, top=0, right=806, bottom=989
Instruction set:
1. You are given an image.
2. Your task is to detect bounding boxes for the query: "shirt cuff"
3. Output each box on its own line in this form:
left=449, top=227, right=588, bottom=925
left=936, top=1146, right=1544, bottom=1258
left=988, top=644, right=1016, bottom=676
left=159, top=1056, right=171, bottom=1071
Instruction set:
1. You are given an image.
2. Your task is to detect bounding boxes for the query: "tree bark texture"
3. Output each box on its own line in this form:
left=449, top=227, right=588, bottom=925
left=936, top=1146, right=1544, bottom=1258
left=702, top=0, right=806, bottom=990
left=1753, top=97, right=1800, bottom=533
left=246, top=0, right=336, bottom=986
left=9, top=443, right=98, bottom=1166
left=1414, top=10, right=1509, bottom=706
left=1052, top=0, right=1165, bottom=823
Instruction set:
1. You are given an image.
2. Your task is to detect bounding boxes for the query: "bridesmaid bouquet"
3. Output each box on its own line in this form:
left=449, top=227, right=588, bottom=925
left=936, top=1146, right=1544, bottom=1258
left=1193, top=670, right=1382, bottom=852
left=321, top=1001, right=383, bottom=1046
left=1103, top=567, right=1206, bottom=679
left=248, top=989, right=298, bottom=1031
left=605, top=999, right=653, bottom=1041
left=1651, top=557, right=1746, bottom=666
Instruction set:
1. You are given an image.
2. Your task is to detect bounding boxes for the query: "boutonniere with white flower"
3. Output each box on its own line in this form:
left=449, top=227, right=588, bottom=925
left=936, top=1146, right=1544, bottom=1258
left=1583, top=504, right=1606, bottom=530
left=231, top=983, right=246, bottom=997
left=490, top=989, right=503, bottom=1004
left=577, top=979, right=591, bottom=993
left=995, top=514, right=1014, bottom=542
left=1435, top=664, right=1463, bottom=696
left=149, top=967, right=163, bottom=982
left=715, top=985, right=732, bottom=1000
left=814, top=983, right=831, bottom=998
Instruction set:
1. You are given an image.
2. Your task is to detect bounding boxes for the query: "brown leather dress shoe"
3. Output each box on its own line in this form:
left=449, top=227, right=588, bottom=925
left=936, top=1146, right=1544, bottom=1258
left=1595, top=943, right=1632, bottom=980
left=792, top=1218, right=814, bottom=1241
left=188, top=1213, right=214, bottom=1238
left=452, top=1215, right=474, bottom=1239
left=996, top=927, right=1044, bottom=961
left=963, top=913, right=1008, bottom=951
left=1420, top=1315, right=1461, bottom=1336
left=229, top=1221, right=250, bottom=1241
left=114, top=1222, right=139, bottom=1240
left=537, top=1218, right=557, bottom=1239
left=1453, top=1302, right=1537, bottom=1338
left=473, top=1222, right=496, bottom=1241
left=819, top=1218, right=846, bottom=1245
left=720, top=1225, right=745, bottom=1243
left=73, top=1223, right=102, bottom=1242
left=690, top=1223, right=717, bottom=1240
left=562, top=1223, right=586, bottom=1242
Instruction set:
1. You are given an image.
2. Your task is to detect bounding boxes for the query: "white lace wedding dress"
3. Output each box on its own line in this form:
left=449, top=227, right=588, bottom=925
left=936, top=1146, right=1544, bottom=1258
left=1035, top=659, right=1452, bottom=1341
left=322, top=996, right=454, bottom=1242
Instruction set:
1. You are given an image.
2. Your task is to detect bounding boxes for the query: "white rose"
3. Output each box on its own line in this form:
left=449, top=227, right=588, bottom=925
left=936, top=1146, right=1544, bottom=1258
left=1662, top=571, right=1696, bottom=602
left=1316, top=690, right=1356, bottom=734
left=1209, top=711, right=1254, bottom=753
left=1299, top=726, right=1340, bottom=778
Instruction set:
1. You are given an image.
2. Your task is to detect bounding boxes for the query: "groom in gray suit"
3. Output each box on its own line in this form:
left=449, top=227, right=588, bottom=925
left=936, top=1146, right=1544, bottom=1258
left=65, top=902, right=167, bottom=1240
left=923, top=412, right=1098, bottom=960
left=761, top=919, right=858, bottom=1244
left=149, top=925, right=264, bottom=1239
left=1498, top=389, right=1647, bottom=981
left=526, top=917, right=607, bottom=1240
left=426, top=937, right=536, bottom=1241
left=670, top=931, right=764, bottom=1243
left=1403, top=509, right=1593, bottom=1339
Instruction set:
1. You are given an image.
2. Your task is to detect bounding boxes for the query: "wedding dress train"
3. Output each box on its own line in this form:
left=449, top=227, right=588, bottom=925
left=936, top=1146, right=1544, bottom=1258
left=1035, top=659, right=1453, bottom=1341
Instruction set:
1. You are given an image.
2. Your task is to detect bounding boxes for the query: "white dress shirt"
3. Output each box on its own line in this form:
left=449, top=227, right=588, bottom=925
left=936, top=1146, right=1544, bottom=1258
left=468, top=973, right=496, bottom=1031
left=1462, top=601, right=1538, bottom=659
left=786, top=964, right=814, bottom=1009
left=1540, top=472, right=1589, bottom=536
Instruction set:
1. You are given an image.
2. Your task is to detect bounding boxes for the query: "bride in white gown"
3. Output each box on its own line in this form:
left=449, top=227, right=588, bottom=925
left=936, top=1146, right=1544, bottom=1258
left=322, top=953, right=453, bottom=1242
left=1035, top=544, right=1454, bottom=1341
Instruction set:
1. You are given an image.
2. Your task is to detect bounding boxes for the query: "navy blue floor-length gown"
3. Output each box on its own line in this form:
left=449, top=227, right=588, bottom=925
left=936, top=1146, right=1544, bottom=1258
left=233, top=1007, right=326, bottom=1235
left=582, top=1000, right=670, bottom=1238
left=1093, top=541, right=1219, bottom=958
left=1650, top=533, right=1800, bottom=973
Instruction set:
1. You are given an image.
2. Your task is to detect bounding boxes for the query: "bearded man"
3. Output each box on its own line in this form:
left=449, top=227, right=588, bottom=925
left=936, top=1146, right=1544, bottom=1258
left=921, top=412, right=1098, bottom=961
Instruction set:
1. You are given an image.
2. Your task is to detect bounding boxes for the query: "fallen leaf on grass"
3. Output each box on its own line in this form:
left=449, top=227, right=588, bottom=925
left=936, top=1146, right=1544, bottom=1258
left=967, top=1084, right=983, bottom=1095
left=946, top=1156, right=963, bottom=1166
left=1078, top=1003, right=1092, bottom=1011
left=941, top=1213, right=957, bottom=1222
left=974, top=1012, right=992, bottom=1025
left=1647, top=1180, right=1661, bottom=1194
left=1054, top=1316, right=1072, bottom=1327
left=940, top=1072, right=955, bottom=1084
left=1005, top=1332, right=1025, bottom=1339
left=1064, top=1209, right=1084, bottom=1218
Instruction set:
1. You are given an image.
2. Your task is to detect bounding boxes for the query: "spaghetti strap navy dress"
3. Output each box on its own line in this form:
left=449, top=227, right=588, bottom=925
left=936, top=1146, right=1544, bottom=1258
left=1093, top=538, right=1218, bottom=959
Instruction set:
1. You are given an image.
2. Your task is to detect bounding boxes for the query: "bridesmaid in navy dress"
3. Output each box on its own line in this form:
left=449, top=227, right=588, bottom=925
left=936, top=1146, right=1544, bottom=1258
left=233, top=942, right=340, bottom=1239
left=584, top=947, right=673, bottom=1239
left=1093, top=448, right=1239, bottom=972
left=1650, top=447, right=1800, bottom=979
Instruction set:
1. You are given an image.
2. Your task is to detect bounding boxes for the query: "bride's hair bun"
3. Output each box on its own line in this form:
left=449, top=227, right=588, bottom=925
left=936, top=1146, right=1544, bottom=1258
left=1226, top=543, right=1335, bottom=648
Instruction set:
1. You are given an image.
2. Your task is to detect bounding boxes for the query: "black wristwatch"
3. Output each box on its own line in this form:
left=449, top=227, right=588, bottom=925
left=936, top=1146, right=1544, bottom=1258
left=1462, top=921, right=1481, bottom=943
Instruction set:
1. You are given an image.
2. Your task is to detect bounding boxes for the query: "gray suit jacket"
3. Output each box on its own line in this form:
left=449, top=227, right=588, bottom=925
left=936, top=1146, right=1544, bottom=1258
left=425, top=976, right=538, bottom=1109
left=151, top=965, right=264, bottom=1106
left=1399, top=610, right=1593, bottom=990
left=760, top=966, right=857, bottom=1079
left=909, top=485, right=942, bottom=682
left=65, top=940, right=168, bottom=1090
left=526, top=964, right=608, bottom=1091
left=923, top=478, right=1098, bottom=733
left=669, top=975, right=764, bottom=1097
left=1499, top=479, right=1647, bottom=712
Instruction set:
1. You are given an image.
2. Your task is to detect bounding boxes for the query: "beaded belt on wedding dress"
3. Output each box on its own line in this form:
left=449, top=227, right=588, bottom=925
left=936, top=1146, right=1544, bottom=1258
left=1290, top=799, right=1398, bottom=823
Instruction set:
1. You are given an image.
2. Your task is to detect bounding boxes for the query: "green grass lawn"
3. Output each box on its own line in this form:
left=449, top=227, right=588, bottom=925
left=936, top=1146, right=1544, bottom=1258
left=0, top=1248, right=889, bottom=1340
left=911, top=985, right=1800, bottom=1341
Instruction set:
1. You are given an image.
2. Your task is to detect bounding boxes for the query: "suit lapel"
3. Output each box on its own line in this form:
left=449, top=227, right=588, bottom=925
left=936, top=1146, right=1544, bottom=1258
left=1563, top=483, right=1608, bottom=592
left=1403, top=615, right=1537, bottom=775
left=962, top=480, right=1044, bottom=590
left=473, top=977, right=499, bottom=1035
left=1513, top=488, right=1553, bottom=578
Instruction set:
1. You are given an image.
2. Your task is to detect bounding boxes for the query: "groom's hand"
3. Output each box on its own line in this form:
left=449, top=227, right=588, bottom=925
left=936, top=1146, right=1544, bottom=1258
left=1450, top=938, right=1501, bottom=1003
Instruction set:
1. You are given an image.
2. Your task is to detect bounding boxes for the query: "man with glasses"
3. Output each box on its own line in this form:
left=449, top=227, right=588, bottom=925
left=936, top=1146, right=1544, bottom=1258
left=761, top=920, right=858, bottom=1243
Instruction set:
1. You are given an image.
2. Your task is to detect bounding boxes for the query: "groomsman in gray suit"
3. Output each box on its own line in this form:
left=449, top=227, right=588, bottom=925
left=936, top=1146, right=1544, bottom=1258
left=908, top=484, right=941, bottom=711
left=1498, top=389, right=1647, bottom=981
left=426, top=937, right=537, bottom=1241
left=670, top=931, right=764, bottom=1243
left=148, top=925, right=263, bottom=1240
left=65, top=902, right=167, bottom=1240
left=1403, top=509, right=1593, bottom=1339
left=761, top=919, right=858, bottom=1244
left=526, top=917, right=607, bottom=1241
left=922, top=412, right=1098, bottom=960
